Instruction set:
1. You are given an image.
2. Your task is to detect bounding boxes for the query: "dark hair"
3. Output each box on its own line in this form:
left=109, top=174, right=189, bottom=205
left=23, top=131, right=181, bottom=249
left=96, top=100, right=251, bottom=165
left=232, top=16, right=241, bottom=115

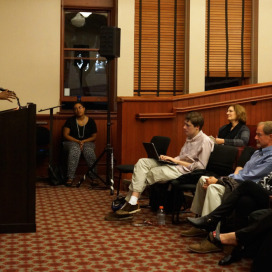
left=185, top=111, right=204, bottom=130
left=73, top=102, right=85, bottom=109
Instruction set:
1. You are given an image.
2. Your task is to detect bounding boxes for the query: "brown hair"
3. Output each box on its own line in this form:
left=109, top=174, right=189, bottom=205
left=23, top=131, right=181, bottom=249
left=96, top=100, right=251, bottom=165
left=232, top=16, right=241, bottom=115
left=185, top=111, right=204, bottom=130
left=229, top=104, right=247, bottom=123
left=258, top=121, right=272, bottom=135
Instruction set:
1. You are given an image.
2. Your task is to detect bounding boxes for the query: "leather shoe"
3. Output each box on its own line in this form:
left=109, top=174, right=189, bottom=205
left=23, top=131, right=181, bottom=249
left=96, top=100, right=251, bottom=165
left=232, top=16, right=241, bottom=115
left=188, top=239, right=222, bottom=253
left=187, top=215, right=219, bottom=232
left=218, top=246, right=242, bottom=266
left=180, top=226, right=207, bottom=237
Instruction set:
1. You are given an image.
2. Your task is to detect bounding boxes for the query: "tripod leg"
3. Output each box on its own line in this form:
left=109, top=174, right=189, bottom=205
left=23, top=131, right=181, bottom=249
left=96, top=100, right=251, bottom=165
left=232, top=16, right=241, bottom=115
left=105, top=145, right=114, bottom=195
left=89, top=148, right=109, bottom=186
left=76, top=174, right=86, bottom=188
left=109, top=148, right=114, bottom=195
left=88, top=149, right=108, bottom=185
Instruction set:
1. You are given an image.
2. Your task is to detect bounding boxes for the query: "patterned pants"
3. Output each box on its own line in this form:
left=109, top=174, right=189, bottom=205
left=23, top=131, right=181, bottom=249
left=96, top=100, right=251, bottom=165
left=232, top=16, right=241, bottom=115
left=63, top=141, right=96, bottom=180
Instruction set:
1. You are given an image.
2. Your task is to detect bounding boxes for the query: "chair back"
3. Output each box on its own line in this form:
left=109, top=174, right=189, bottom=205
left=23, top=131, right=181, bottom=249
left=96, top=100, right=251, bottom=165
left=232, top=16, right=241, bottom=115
left=150, top=136, right=171, bottom=155
left=206, top=144, right=238, bottom=176
left=236, top=146, right=256, bottom=167
left=247, top=125, right=257, bottom=148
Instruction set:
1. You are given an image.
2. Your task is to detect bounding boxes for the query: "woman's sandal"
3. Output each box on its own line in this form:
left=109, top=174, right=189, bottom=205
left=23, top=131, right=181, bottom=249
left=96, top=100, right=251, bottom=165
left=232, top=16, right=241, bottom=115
left=65, top=179, right=73, bottom=187
left=208, top=231, right=222, bottom=248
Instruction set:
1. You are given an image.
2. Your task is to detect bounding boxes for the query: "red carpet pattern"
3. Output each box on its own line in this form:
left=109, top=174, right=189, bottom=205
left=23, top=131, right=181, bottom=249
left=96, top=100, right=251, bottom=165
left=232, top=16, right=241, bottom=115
left=0, top=181, right=252, bottom=271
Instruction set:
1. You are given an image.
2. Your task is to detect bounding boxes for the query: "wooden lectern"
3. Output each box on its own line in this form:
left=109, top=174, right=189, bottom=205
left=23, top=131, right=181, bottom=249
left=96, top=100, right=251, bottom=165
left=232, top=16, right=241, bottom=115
left=0, top=103, right=36, bottom=233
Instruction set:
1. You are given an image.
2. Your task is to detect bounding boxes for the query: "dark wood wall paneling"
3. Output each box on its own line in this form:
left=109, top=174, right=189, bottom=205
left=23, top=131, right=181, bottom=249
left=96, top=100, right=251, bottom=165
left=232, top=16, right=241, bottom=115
left=37, top=82, right=272, bottom=183
left=117, top=82, right=272, bottom=167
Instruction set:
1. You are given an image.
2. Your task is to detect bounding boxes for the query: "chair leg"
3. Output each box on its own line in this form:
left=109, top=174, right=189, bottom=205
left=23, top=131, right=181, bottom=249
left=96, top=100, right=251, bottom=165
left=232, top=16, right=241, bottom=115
left=172, top=191, right=195, bottom=223
left=172, top=210, right=179, bottom=224
left=171, top=188, right=180, bottom=224
left=117, top=171, right=122, bottom=196
left=171, top=189, right=188, bottom=224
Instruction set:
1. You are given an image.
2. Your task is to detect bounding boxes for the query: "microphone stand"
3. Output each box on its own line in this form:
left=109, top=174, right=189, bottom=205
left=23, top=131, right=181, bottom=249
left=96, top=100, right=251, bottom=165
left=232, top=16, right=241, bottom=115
left=39, top=105, right=63, bottom=183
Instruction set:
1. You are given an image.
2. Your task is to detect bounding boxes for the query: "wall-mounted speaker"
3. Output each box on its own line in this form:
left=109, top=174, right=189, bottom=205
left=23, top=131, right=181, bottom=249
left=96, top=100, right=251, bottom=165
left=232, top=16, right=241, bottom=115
left=99, top=26, right=121, bottom=59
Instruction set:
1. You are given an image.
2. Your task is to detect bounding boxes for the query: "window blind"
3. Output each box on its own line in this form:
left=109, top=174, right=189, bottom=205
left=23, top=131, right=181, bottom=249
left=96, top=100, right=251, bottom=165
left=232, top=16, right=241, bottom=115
left=134, top=0, right=185, bottom=96
left=206, top=0, right=252, bottom=78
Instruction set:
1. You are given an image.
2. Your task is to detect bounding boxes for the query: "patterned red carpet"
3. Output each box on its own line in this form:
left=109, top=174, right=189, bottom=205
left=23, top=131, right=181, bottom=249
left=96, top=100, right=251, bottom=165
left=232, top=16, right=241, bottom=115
left=0, top=181, right=252, bottom=272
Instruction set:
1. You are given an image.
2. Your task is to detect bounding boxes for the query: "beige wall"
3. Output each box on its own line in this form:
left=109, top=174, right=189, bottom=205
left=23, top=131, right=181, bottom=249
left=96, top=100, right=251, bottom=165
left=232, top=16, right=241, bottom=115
left=258, top=0, right=272, bottom=83
left=0, top=0, right=60, bottom=112
left=117, top=0, right=135, bottom=96
left=188, top=0, right=206, bottom=93
left=0, top=0, right=272, bottom=112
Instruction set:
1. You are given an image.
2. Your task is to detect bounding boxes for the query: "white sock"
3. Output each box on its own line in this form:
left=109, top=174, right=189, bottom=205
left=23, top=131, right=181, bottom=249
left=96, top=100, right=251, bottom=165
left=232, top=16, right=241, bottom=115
left=129, top=195, right=138, bottom=205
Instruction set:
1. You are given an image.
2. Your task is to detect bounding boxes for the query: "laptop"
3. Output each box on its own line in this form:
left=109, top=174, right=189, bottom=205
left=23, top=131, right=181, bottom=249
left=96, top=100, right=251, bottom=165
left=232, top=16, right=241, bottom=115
left=143, top=142, right=178, bottom=165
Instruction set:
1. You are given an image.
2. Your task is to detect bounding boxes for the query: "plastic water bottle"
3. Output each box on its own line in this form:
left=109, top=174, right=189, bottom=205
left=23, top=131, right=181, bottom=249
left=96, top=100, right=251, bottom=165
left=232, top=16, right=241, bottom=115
left=157, top=206, right=166, bottom=226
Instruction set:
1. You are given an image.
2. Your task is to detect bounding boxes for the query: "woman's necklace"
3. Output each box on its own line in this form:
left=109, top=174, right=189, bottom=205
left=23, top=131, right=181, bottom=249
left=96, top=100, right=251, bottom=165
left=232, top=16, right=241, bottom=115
left=76, top=117, right=86, bottom=139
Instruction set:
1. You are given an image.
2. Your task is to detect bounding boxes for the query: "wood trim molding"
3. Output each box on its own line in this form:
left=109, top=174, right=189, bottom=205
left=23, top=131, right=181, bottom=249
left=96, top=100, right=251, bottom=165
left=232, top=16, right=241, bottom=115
left=118, top=82, right=272, bottom=103
left=62, top=0, right=114, bottom=8
left=135, top=112, right=176, bottom=120
left=61, top=97, right=108, bottom=102
left=135, top=92, right=272, bottom=120
left=174, top=94, right=272, bottom=113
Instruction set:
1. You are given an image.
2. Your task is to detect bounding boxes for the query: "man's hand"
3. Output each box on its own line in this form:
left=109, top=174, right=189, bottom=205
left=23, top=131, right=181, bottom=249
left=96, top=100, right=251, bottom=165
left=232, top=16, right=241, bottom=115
left=234, top=166, right=243, bottom=175
left=159, top=155, right=174, bottom=162
left=202, top=176, right=218, bottom=190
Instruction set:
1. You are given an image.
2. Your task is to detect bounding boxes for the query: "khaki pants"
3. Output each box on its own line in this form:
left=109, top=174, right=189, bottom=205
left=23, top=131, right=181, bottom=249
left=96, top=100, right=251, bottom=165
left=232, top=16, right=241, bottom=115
left=125, top=158, right=182, bottom=202
left=190, top=176, right=225, bottom=216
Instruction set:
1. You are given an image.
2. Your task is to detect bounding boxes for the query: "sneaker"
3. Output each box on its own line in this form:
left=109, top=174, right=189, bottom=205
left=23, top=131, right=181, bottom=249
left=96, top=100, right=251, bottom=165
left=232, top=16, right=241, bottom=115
left=188, top=239, right=222, bottom=253
left=115, top=202, right=141, bottom=215
left=104, top=212, right=133, bottom=221
left=180, top=226, right=208, bottom=237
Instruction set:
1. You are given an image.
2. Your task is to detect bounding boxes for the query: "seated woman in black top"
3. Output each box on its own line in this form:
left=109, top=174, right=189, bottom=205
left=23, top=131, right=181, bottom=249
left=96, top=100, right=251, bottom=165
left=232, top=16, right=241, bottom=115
left=215, top=104, right=250, bottom=147
left=63, top=102, right=97, bottom=186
